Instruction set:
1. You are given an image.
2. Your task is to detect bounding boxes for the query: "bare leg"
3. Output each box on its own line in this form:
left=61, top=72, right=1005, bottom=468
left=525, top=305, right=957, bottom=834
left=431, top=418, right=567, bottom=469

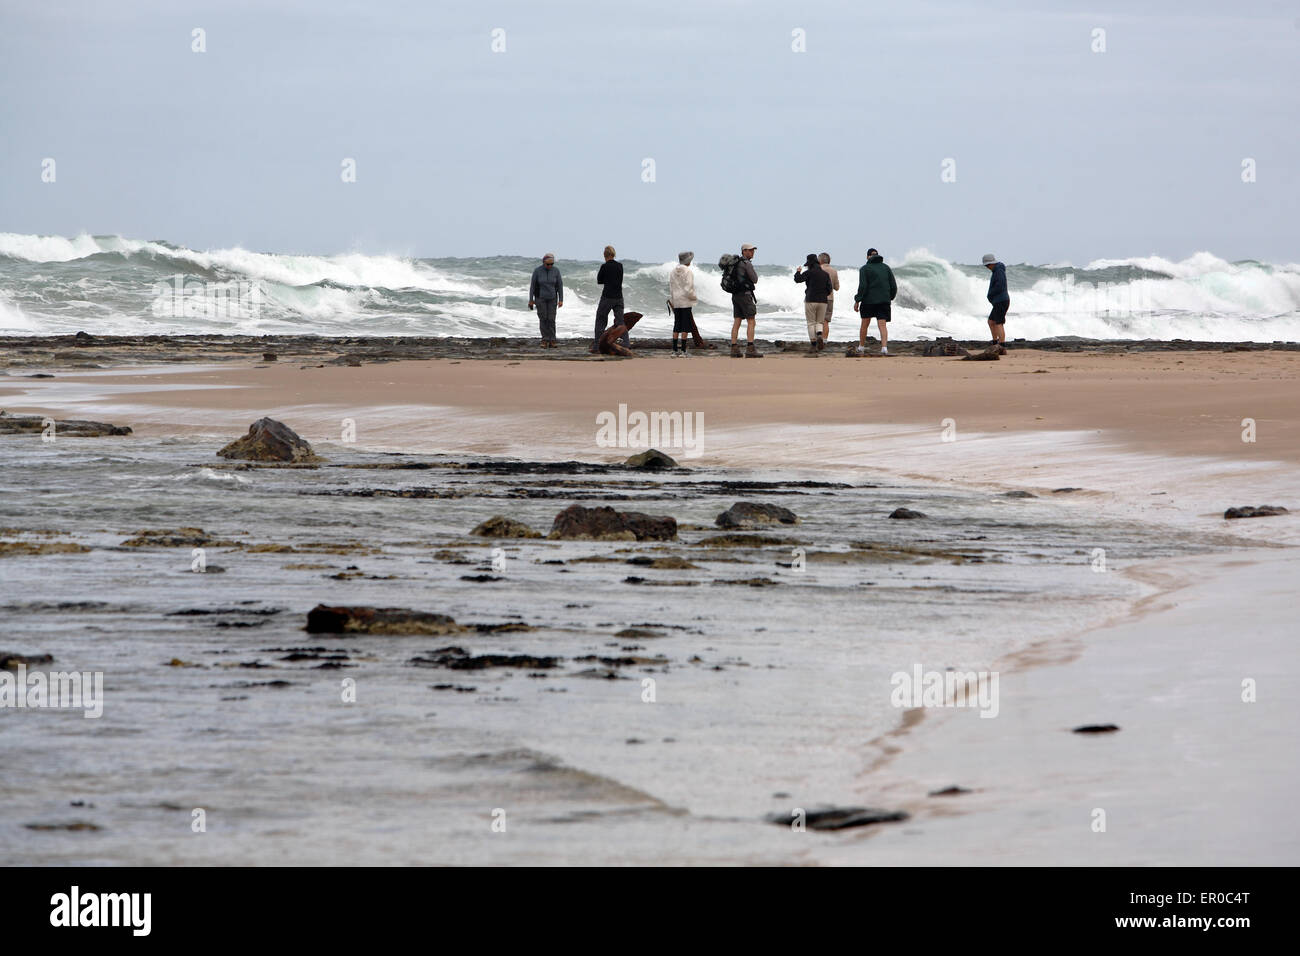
left=878, top=319, right=889, bottom=351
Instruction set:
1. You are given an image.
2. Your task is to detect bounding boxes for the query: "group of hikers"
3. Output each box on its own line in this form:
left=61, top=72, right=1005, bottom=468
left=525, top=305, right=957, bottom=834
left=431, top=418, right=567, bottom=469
left=527, top=246, right=1011, bottom=357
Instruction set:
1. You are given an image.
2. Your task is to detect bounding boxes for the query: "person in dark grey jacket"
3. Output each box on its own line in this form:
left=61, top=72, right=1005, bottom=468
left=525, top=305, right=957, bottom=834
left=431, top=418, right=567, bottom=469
left=529, top=253, right=563, bottom=348
left=982, top=253, right=1009, bottom=349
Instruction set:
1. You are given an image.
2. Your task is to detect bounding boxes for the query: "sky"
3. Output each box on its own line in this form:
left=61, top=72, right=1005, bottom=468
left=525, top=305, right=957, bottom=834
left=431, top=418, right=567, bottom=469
left=2, top=0, right=1297, bottom=266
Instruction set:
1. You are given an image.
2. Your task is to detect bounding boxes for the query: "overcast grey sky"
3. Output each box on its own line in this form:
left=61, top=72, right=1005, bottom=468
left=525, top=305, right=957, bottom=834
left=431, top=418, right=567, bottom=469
left=2, top=0, right=1297, bottom=265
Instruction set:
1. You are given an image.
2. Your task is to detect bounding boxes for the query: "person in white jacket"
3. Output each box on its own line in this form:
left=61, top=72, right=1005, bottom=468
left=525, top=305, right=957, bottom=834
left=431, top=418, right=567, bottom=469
left=668, top=251, right=698, bottom=357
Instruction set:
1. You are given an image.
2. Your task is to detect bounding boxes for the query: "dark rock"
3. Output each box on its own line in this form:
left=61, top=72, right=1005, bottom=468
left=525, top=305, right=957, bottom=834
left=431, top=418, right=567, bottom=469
left=928, top=785, right=973, bottom=797
left=470, top=515, right=542, bottom=538
left=715, top=501, right=799, bottom=529
left=625, top=448, right=679, bottom=469
left=408, top=647, right=559, bottom=670
left=305, top=605, right=465, bottom=636
left=459, top=574, right=502, bottom=583
left=218, top=417, right=321, bottom=463
left=922, top=336, right=966, bottom=357
left=888, top=507, right=927, bottom=519
left=262, top=352, right=277, bottom=362
left=962, top=346, right=1001, bottom=361
left=1, top=651, right=54, bottom=671
left=121, top=528, right=232, bottom=548
left=1053, top=487, right=1083, bottom=494
left=1003, top=490, right=1036, bottom=498
left=0, top=411, right=131, bottom=437
left=1224, top=505, right=1288, bottom=519
left=1072, top=723, right=1120, bottom=734
left=548, top=504, right=677, bottom=541
left=24, top=821, right=101, bottom=832
left=696, top=533, right=794, bottom=547
left=765, top=806, right=910, bottom=830
left=625, top=555, right=698, bottom=569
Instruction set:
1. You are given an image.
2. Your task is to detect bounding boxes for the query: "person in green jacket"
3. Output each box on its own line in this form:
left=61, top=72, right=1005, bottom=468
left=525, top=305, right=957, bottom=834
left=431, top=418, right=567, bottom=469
left=853, top=248, right=898, bottom=355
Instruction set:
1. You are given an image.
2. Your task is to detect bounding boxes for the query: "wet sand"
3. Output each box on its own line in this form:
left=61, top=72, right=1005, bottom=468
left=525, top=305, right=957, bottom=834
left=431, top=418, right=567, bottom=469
left=3, top=348, right=1298, bottom=468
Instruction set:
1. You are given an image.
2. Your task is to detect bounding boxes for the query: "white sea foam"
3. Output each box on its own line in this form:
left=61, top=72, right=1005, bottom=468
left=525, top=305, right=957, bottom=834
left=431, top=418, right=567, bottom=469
left=2, top=233, right=1297, bottom=341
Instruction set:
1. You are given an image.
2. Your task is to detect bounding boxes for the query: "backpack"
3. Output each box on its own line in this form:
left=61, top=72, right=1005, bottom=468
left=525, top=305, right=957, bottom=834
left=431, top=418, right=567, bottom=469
left=718, top=254, right=753, bottom=294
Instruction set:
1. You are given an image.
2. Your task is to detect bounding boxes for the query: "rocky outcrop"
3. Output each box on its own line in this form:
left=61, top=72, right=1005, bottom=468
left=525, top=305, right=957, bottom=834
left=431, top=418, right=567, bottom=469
left=121, top=528, right=225, bottom=548
left=625, top=448, right=678, bottom=469
left=715, top=501, right=799, bottom=529
left=470, top=515, right=542, bottom=538
left=218, top=418, right=321, bottom=463
left=548, top=504, right=677, bottom=541
left=1224, top=505, right=1288, bottom=519
left=0, top=411, right=131, bottom=436
left=305, top=605, right=466, bottom=635
left=962, top=346, right=1001, bottom=361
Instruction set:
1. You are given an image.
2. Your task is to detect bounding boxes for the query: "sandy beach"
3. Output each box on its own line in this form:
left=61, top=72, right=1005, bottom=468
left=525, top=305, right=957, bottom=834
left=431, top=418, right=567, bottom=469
left=3, top=342, right=1296, bottom=864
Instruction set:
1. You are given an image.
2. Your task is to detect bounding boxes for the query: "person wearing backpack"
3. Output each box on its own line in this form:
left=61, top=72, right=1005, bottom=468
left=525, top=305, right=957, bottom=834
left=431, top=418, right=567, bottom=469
left=794, top=253, right=833, bottom=353
left=722, top=243, right=760, bottom=358
left=853, top=247, right=897, bottom=356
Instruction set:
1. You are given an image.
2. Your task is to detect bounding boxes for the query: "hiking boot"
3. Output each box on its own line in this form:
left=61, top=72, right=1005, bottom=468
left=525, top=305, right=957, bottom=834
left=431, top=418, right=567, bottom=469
left=745, top=342, right=762, bottom=358
left=730, top=342, right=742, bottom=358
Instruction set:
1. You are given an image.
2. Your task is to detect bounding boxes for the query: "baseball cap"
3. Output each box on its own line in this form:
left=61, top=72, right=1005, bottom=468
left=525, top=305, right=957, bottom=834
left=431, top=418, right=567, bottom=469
left=741, top=243, right=756, bottom=252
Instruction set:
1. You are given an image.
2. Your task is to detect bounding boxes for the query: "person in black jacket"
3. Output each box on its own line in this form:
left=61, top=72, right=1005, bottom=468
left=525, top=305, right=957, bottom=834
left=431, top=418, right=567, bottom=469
left=593, top=245, right=628, bottom=352
left=982, top=253, right=1010, bottom=349
left=794, top=253, right=833, bottom=353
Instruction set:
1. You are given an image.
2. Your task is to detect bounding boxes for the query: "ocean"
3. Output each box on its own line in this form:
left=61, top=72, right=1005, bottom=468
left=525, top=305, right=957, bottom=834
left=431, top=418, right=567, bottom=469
left=3, top=232, right=1299, bottom=343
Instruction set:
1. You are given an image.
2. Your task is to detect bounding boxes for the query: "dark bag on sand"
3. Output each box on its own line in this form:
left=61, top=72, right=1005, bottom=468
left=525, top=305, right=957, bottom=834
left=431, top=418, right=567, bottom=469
left=718, top=254, right=752, bottom=294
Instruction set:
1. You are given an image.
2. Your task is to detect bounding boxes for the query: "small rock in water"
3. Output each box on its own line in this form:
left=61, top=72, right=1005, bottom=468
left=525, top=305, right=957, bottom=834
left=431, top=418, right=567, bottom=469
left=2, top=651, right=54, bottom=670
left=715, top=501, right=799, bottom=529
left=305, top=605, right=466, bottom=636
left=888, top=507, right=927, bottom=520
left=1053, top=487, right=1083, bottom=494
left=928, top=785, right=973, bottom=797
left=1072, top=723, right=1120, bottom=734
left=548, top=504, right=677, bottom=541
left=624, top=448, right=679, bottom=469
left=1003, top=490, right=1036, bottom=498
left=764, top=806, right=910, bottom=830
left=24, top=821, right=101, bottom=832
left=1223, top=505, right=1288, bottom=519
left=408, top=647, right=559, bottom=670
left=470, top=515, right=542, bottom=538
left=218, top=417, right=321, bottom=463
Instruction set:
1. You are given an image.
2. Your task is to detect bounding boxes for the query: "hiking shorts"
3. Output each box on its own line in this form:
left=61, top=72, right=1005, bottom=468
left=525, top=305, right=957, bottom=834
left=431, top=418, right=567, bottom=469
left=861, top=301, right=891, bottom=322
left=989, top=299, right=1010, bottom=325
left=672, top=307, right=694, bottom=334
left=732, top=292, right=756, bottom=319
